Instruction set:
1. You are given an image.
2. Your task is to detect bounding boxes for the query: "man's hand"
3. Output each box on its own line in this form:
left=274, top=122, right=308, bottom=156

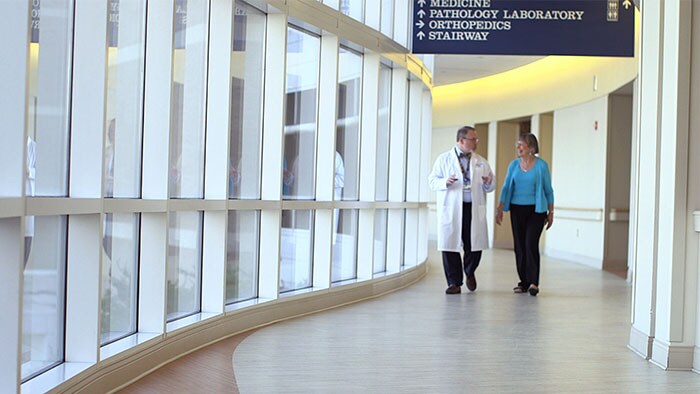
left=446, top=174, right=458, bottom=187
left=482, top=171, right=493, bottom=186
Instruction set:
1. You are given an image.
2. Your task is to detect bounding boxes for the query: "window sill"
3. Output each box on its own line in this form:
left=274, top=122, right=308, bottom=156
left=22, top=362, right=92, bottom=394
left=100, top=332, right=161, bottom=361
left=331, top=278, right=358, bottom=288
left=166, top=312, right=219, bottom=333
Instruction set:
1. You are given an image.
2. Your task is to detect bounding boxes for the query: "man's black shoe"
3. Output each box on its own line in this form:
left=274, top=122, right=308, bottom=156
left=466, top=275, right=477, bottom=292
left=445, top=285, right=461, bottom=294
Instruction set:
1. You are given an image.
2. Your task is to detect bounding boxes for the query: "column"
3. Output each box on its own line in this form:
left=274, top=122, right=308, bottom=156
left=629, top=0, right=697, bottom=370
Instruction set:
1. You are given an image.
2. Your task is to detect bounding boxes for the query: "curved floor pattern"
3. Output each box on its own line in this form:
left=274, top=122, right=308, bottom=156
left=118, top=330, right=255, bottom=393
left=120, top=246, right=700, bottom=393
left=233, top=248, right=700, bottom=393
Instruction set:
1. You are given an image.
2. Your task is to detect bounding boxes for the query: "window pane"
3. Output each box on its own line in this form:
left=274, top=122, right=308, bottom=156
left=28, top=0, right=74, bottom=196
left=229, top=3, right=265, bottom=199
left=170, top=0, right=209, bottom=198
left=280, top=210, right=314, bottom=292
left=402, top=79, right=410, bottom=200
left=340, top=0, right=363, bottom=22
left=399, top=209, right=406, bottom=266
left=100, top=213, right=139, bottom=345
left=226, top=210, right=260, bottom=303
left=373, top=209, right=388, bottom=274
left=167, top=211, right=203, bottom=321
left=336, top=47, right=362, bottom=201
left=332, top=209, right=358, bottom=282
left=104, top=0, right=147, bottom=198
left=283, top=27, right=320, bottom=200
left=380, top=0, right=394, bottom=37
left=22, top=215, right=67, bottom=381
left=375, top=64, right=392, bottom=201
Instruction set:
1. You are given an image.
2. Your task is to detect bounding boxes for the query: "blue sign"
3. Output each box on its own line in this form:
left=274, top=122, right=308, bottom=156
left=412, top=0, right=635, bottom=56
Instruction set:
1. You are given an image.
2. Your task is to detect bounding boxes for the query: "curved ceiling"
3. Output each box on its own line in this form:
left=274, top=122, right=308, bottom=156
left=433, top=54, right=544, bottom=86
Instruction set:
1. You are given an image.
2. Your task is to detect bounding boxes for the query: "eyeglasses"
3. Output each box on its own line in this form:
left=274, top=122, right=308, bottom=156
left=464, top=137, right=479, bottom=142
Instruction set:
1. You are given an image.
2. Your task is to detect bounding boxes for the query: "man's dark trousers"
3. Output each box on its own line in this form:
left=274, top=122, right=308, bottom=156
left=442, top=202, right=482, bottom=286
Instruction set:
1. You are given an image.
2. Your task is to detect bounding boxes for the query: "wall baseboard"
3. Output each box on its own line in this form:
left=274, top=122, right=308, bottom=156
left=693, top=347, right=700, bottom=373
left=650, top=340, right=694, bottom=371
left=544, top=248, right=603, bottom=269
left=628, top=325, right=652, bottom=359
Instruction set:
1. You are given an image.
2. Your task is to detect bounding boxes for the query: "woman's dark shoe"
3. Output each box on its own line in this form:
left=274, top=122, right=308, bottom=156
left=528, top=285, right=539, bottom=296
left=513, top=286, right=527, bottom=294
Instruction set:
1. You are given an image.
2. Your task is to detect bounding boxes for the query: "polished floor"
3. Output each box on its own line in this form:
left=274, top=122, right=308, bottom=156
left=120, top=246, right=700, bottom=393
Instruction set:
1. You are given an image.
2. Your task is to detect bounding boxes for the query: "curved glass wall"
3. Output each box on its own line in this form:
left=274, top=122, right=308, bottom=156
left=21, top=215, right=67, bottom=382
left=2, top=0, right=431, bottom=391
left=336, top=46, right=362, bottom=201
left=229, top=3, right=265, bottom=200
left=100, top=213, right=140, bottom=345
left=104, top=0, right=147, bottom=198
left=226, top=210, right=260, bottom=303
left=169, top=0, right=209, bottom=199
left=283, top=27, right=320, bottom=201
left=28, top=0, right=73, bottom=197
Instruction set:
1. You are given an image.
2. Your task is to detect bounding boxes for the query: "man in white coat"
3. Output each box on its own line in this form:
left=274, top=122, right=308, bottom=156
left=428, top=126, right=494, bottom=294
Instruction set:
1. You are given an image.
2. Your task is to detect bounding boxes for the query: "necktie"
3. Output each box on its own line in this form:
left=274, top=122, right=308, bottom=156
left=458, top=152, right=471, bottom=183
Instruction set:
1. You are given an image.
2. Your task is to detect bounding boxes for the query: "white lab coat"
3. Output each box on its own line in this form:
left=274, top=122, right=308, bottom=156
left=428, top=149, right=494, bottom=252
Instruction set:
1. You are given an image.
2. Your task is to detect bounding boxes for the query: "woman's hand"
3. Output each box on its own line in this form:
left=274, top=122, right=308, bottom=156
left=545, top=211, right=554, bottom=230
left=495, top=207, right=503, bottom=225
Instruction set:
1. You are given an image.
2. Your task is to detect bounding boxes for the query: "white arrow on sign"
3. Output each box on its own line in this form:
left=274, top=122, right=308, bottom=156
left=417, top=9, right=426, bottom=18
left=417, top=31, right=425, bottom=40
left=417, top=0, right=426, bottom=6
left=416, top=20, right=424, bottom=29
left=622, top=0, right=632, bottom=9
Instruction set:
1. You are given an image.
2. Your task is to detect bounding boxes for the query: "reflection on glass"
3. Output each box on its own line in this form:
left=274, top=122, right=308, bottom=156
left=373, top=209, right=388, bottom=274
left=336, top=47, right=362, bottom=201
left=226, top=210, right=260, bottom=303
left=340, top=0, right=363, bottom=22
left=169, top=0, right=209, bottom=198
left=402, top=80, right=410, bottom=201
left=167, top=211, right=203, bottom=321
left=375, top=64, right=392, bottom=201
left=28, top=0, right=74, bottom=196
left=21, top=215, right=67, bottom=381
left=280, top=210, right=314, bottom=292
left=404, top=209, right=417, bottom=266
left=229, top=3, right=265, bottom=199
left=332, top=209, right=358, bottom=282
left=100, top=213, right=139, bottom=345
left=380, top=0, right=394, bottom=38
left=104, top=0, right=147, bottom=198
left=399, top=209, right=406, bottom=266
left=283, top=27, right=320, bottom=200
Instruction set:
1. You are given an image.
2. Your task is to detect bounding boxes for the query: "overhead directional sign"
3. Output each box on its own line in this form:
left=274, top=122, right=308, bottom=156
left=412, top=0, right=635, bottom=56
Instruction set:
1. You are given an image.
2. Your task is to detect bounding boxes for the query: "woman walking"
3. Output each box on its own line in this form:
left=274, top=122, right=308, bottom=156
left=495, top=133, right=554, bottom=296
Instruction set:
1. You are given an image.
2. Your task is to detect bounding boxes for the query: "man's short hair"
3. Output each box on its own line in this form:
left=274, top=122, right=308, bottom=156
left=456, top=126, right=475, bottom=141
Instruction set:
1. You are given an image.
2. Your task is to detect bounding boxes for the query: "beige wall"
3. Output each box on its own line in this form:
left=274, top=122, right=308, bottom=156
left=603, top=94, right=633, bottom=273
left=493, top=122, right=519, bottom=249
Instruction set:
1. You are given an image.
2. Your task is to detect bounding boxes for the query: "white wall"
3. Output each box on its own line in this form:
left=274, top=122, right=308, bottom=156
left=545, top=96, right=609, bottom=268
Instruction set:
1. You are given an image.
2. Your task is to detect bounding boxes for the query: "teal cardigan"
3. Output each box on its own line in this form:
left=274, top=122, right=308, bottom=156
left=499, top=158, right=554, bottom=213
